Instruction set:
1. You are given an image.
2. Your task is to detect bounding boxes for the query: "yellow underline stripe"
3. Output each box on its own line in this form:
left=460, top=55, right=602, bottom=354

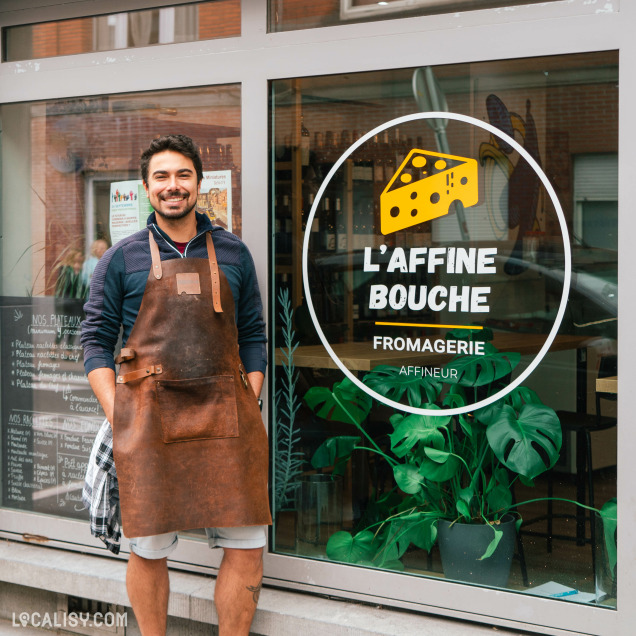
left=375, top=321, right=483, bottom=330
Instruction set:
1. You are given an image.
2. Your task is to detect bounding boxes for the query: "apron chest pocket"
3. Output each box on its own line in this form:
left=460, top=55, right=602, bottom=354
left=155, top=375, right=239, bottom=443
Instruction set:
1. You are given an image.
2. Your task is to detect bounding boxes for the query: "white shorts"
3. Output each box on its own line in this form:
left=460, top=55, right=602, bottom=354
left=129, top=526, right=267, bottom=559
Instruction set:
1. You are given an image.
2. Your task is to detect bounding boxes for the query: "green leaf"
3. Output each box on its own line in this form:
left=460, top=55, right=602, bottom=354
left=442, top=387, right=475, bottom=438
left=518, top=474, right=535, bottom=488
left=456, top=500, right=471, bottom=519
left=389, top=410, right=450, bottom=458
left=486, top=403, right=562, bottom=480
left=371, top=528, right=401, bottom=567
left=399, top=514, right=439, bottom=552
left=418, top=452, right=462, bottom=482
left=393, top=464, right=424, bottom=494
left=445, top=348, right=521, bottom=387
left=326, top=530, right=375, bottom=563
left=474, top=400, right=504, bottom=426
left=378, top=513, right=440, bottom=561
left=480, top=526, right=503, bottom=560
left=506, top=386, right=543, bottom=411
left=376, top=559, right=405, bottom=571
left=311, top=436, right=361, bottom=475
left=455, top=486, right=475, bottom=520
left=363, top=365, right=442, bottom=408
left=486, top=484, right=512, bottom=518
left=424, top=447, right=451, bottom=464
left=304, top=378, right=372, bottom=426
left=600, top=498, right=617, bottom=576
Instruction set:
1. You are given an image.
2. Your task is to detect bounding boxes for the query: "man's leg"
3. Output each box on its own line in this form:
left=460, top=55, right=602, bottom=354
left=214, top=547, right=263, bottom=636
left=126, top=533, right=178, bottom=635
left=126, top=553, right=169, bottom=635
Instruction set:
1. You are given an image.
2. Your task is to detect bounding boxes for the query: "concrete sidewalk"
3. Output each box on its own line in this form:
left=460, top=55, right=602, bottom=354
left=0, top=540, right=529, bottom=636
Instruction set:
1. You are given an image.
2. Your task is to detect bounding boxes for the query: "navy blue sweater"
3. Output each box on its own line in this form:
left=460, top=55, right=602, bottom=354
left=81, top=212, right=267, bottom=376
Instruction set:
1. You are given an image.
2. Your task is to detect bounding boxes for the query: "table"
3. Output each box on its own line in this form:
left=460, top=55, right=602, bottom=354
left=276, top=333, right=591, bottom=371
left=596, top=376, right=617, bottom=394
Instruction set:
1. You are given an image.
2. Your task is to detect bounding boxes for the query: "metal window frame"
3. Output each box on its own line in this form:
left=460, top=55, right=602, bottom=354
left=338, top=0, right=549, bottom=22
left=0, top=1, right=633, bottom=634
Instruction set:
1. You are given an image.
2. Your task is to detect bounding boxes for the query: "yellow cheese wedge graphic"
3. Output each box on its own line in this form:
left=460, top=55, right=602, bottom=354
left=380, top=149, right=478, bottom=235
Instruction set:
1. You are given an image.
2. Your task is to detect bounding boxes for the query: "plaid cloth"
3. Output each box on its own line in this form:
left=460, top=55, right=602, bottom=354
left=82, top=419, right=121, bottom=554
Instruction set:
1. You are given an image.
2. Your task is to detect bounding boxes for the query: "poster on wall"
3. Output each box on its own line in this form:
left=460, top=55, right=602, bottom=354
left=109, top=172, right=232, bottom=241
left=109, top=180, right=154, bottom=244
left=198, top=170, right=232, bottom=232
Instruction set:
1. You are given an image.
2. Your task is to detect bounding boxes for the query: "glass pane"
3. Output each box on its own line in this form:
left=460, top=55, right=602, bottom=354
left=269, top=0, right=559, bottom=32
left=3, top=1, right=240, bottom=62
left=270, top=51, right=618, bottom=607
left=0, top=84, right=241, bottom=522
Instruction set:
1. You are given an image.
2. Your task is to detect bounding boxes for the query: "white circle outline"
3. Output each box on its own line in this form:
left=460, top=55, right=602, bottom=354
left=301, top=112, right=571, bottom=416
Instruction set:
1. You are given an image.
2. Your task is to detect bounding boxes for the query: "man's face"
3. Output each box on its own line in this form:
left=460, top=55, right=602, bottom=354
left=143, top=150, right=200, bottom=221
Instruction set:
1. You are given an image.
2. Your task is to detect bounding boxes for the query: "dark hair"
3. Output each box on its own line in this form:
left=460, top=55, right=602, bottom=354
left=140, top=134, right=203, bottom=185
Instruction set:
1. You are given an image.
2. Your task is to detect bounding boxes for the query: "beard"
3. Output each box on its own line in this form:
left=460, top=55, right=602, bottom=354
left=154, top=201, right=197, bottom=220
left=153, top=191, right=197, bottom=220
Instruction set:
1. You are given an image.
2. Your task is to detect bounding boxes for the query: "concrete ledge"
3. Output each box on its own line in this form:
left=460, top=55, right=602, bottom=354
left=0, top=539, right=520, bottom=635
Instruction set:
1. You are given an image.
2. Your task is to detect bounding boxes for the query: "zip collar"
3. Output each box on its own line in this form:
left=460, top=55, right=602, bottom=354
left=148, top=210, right=217, bottom=258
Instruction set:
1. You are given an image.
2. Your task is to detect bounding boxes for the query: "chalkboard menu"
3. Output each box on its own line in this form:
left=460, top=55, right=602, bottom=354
left=1, top=297, right=103, bottom=520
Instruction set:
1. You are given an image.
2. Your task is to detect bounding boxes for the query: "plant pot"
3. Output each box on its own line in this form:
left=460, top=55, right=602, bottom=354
left=437, top=515, right=517, bottom=587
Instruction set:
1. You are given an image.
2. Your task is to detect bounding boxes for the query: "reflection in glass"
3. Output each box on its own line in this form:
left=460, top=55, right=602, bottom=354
left=269, top=0, right=559, bottom=32
left=270, top=51, right=618, bottom=607
left=3, top=0, right=240, bottom=62
left=0, top=85, right=242, bottom=522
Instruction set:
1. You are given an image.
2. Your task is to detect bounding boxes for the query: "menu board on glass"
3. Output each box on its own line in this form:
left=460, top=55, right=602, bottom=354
left=1, top=297, right=103, bottom=520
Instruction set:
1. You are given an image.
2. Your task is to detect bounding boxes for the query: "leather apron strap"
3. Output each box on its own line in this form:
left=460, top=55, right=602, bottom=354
left=206, top=231, right=223, bottom=313
left=149, top=231, right=163, bottom=280
left=148, top=229, right=223, bottom=312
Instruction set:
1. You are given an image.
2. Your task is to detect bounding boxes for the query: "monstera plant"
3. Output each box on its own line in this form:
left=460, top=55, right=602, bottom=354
left=305, top=329, right=617, bottom=580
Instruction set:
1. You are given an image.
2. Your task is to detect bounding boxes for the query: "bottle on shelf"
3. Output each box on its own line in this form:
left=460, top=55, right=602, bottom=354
left=394, top=128, right=408, bottom=167
left=339, top=129, right=351, bottom=155
left=314, top=131, right=325, bottom=180
left=383, top=130, right=395, bottom=182
left=373, top=135, right=384, bottom=184
left=335, top=197, right=347, bottom=252
left=352, top=132, right=373, bottom=182
left=322, top=130, right=337, bottom=180
left=323, top=195, right=336, bottom=252
left=274, top=195, right=283, bottom=253
left=281, top=193, right=292, bottom=253
left=300, top=115, right=311, bottom=168
left=308, top=193, right=321, bottom=251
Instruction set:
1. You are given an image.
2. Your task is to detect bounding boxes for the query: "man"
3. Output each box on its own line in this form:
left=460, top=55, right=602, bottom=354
left=81, top=134, right=271, bottom=635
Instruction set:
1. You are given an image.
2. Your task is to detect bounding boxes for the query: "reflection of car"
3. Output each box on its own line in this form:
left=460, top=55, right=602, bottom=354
left=306, top=244, right=617, bottom=339
left=491, top=247, right=616, bottom=338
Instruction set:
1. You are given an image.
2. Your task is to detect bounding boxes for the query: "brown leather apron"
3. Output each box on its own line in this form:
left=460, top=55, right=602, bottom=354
left=112, top=230, right=271, bottom=538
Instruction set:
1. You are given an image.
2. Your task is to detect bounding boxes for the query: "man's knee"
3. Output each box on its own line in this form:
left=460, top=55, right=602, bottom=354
left=128, top=552, right=169, bottom=575
left=222, top=547, right=263, bottom=571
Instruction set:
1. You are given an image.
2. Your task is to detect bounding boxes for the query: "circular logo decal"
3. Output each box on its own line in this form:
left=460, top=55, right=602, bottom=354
left=302, top=112, right=571, bottom=416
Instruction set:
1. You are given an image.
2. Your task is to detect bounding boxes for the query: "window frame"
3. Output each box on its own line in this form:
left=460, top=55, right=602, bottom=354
left=0, top=1, right=632, bottom=634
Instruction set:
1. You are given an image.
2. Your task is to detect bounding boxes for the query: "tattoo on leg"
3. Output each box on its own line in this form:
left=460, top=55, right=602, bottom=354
left=246, top=580, right=262, bottom=604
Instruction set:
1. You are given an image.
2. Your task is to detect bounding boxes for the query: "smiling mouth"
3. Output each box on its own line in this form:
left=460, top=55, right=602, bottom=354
left=161, top=194, right=188, bottom=203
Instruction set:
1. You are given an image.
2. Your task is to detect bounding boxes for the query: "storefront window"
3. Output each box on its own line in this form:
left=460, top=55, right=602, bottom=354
left=3, top=0, right=240, bottom=62
left=270, top=51, right=618, bottom=607
left=0, top=84, right=241, bottom=524
left=269, top=0, right=559, bottom=32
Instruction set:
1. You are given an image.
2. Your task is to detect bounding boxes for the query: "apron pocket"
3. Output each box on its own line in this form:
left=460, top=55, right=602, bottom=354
left=155, top=375, right=239, bottom=443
